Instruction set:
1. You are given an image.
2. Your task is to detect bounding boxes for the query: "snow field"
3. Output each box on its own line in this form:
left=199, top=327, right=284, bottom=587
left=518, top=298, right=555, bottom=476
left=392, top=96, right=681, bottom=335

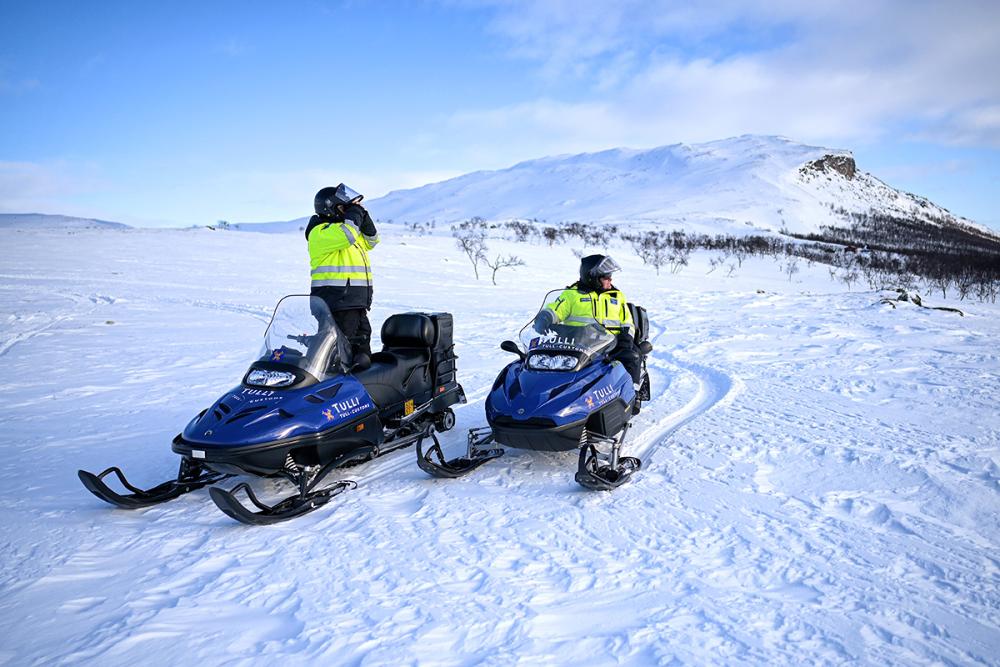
left=0, top=226, right=998, bottom=665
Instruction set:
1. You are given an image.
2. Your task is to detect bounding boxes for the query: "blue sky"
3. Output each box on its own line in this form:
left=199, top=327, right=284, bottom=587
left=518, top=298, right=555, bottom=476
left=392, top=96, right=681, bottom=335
left=1, top=0, right=998, bottom=229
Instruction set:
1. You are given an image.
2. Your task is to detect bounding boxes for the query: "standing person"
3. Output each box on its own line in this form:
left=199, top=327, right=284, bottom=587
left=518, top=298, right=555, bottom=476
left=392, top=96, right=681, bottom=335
left=534, top=254, right=644, bottom=390
left=305, top=184, right=379, bottom=360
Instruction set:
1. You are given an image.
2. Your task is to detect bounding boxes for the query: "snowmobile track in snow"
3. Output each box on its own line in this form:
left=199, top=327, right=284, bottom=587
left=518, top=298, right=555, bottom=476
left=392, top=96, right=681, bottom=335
left=623, top=309, right=739, bottom=467
left=631, top=353, right=737, bottom=464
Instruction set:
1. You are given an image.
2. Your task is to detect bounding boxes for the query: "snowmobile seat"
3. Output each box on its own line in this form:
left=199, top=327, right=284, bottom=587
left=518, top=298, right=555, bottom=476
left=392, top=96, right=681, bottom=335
left=355, top=314, right=435, bottom=408
left=354, top=358, right=412, bottom=409
left=377, top=313, right=435, bottom=371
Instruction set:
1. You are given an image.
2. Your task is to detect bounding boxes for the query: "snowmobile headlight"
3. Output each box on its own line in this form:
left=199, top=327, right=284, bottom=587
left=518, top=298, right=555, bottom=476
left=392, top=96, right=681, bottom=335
left=246, top=369, right=296, bottom=387
left=527, top=353, right=578, bottom=371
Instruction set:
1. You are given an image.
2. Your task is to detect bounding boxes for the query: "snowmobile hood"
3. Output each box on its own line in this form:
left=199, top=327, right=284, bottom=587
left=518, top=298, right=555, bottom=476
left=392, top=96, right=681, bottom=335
left=181, top=376, right=376, bottom=448
left=486, top=359, right=635, bottom=428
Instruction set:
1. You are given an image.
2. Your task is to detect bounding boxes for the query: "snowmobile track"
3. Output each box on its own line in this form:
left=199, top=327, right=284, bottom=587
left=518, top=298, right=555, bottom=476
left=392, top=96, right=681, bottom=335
left=630, top=352, right=737, bottom=463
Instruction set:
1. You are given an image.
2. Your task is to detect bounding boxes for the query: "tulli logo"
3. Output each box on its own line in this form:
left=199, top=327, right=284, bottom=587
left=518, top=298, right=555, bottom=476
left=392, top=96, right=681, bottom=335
left=331, top=396, right=360, bottom=413
left=593, top=385, right=615, bottom=400
left=587, top=384, right=618, bottom=408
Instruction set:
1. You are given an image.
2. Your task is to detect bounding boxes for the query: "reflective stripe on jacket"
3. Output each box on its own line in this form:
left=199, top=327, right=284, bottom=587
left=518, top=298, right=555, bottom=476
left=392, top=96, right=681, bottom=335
left=544, top=287, right=634, bottom=334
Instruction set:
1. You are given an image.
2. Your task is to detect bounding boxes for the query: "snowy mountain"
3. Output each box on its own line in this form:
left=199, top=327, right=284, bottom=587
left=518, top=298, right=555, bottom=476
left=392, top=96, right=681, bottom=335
left=0, top=212, right=130, bottom=230
left=367, top=135, right=974, bottom=236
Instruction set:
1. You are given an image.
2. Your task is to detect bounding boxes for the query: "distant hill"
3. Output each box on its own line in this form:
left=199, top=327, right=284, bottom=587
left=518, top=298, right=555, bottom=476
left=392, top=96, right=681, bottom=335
left=226, top=217, right=310, bottom=234
left=365, top=135, right=979, bottom=237
left=0, top=213, right=130, bottom=230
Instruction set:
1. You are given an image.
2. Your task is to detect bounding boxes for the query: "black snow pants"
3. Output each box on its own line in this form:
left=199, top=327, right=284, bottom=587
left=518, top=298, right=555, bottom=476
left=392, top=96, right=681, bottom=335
left=333, top=308, right=373, bottom=359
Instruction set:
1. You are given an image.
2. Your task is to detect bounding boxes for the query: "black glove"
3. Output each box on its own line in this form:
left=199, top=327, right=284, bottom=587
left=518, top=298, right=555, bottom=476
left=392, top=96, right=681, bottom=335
left=343, top=203, right=377, bottom=237
left=615, top=331, right=635, bottom=350
left=533, top=310, right=555, bottom=334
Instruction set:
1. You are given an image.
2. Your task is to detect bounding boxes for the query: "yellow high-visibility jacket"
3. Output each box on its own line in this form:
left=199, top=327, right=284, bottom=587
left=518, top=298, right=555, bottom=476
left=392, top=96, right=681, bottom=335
left=307, top=219, right=379, bottom=309
left=543, top=286, right=634, bottom=334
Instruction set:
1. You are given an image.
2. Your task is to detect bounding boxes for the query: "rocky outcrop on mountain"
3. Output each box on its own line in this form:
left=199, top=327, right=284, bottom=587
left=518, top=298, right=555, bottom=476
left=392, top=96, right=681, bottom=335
left=800, top=154, right=856, bottom=179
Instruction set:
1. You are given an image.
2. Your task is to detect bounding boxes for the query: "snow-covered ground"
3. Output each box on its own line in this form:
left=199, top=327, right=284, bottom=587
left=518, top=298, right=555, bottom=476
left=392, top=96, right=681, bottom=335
left=1, top=225, right=998, bottom=665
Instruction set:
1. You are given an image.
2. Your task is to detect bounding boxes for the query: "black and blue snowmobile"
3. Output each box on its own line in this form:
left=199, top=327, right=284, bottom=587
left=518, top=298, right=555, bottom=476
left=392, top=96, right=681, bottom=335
left=79, top=295, right=465, bottom=524
left=417, top=290, right=652, bottom=490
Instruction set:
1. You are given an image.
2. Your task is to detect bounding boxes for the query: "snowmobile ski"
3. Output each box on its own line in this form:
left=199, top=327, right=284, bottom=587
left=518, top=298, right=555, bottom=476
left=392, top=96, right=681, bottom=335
left=416, top=427, right=504, bottom=478
left=210, top=422, right=440, bottom=525
left=208, top=480, right=357, bottom=525
left=78, top=459, right=232, bottom=509
left=574, top=425, right=641, bottom=491
left=575, top=446, right=641, bottom=490
left=207, top=445, right=372, bottom=525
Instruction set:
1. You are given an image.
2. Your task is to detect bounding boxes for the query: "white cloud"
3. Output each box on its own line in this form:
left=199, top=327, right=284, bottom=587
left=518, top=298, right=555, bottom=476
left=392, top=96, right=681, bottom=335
left=0, top=161, right=106, bottom=213
left=445, top=0, right=1000, bottom=152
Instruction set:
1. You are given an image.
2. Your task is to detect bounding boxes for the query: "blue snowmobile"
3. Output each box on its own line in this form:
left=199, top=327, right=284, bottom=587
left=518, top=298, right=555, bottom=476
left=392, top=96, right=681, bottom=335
left=417, top=290, right=652, bottom=490
left=79, top=295, right=466, bottom=524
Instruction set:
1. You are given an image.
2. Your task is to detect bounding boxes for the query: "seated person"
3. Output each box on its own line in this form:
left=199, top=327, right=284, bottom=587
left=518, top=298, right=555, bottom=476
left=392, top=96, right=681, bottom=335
left=533, top=254, right=643, bottom=388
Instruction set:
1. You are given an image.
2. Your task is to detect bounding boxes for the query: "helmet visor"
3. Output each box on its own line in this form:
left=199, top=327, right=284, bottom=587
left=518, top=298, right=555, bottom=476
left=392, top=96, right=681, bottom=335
left=335, top=183, right=364, bottom=204
left=592, top=256, right=622, bottom=278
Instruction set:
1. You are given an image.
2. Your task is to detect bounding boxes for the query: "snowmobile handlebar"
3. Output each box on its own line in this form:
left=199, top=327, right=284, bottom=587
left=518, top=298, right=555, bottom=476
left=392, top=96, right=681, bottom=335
left=500, top=340, right=524, bottom=360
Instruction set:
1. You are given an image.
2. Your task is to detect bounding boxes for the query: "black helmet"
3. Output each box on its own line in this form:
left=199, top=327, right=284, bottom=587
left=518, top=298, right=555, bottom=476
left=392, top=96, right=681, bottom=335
left=579, top=254, right=621, bottom=288
left=314, top=183, right=364, bottom=216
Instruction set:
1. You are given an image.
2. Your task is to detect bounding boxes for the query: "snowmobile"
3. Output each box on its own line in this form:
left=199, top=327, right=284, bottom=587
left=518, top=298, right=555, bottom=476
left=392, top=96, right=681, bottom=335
left=417, top=290, right=652, bottom=490
left=79, top=295, right=466, bottom=524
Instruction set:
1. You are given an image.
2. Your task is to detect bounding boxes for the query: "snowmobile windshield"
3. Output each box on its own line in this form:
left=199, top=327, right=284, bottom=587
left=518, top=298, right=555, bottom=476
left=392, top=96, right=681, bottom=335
left=257, top=295, right=350, bottom=379
left=516, top=289, right=617, bottom=371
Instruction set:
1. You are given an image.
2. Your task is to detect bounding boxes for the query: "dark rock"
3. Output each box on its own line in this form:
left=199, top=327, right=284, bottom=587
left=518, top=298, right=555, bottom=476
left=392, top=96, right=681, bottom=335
left=800, top=154, right=857, bottom=179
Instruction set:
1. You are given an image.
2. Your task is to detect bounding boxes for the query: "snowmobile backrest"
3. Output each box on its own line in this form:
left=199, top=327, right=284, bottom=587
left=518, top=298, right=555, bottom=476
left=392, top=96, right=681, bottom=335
left=381, top=313, right=436, bottom=349
left=627, top=303, right=649, bottom=343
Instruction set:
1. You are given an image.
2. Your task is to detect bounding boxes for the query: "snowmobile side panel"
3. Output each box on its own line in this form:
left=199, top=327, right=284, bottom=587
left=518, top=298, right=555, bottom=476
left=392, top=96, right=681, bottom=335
left=180, top=376, right=378, bottom=450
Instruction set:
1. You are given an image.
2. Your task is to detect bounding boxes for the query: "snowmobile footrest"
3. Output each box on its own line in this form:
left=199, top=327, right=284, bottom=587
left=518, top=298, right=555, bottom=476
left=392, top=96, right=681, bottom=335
left=416, top=429, right=503, bottom=478
left=209, top=480, right=357, bottom=525
left=78, top=463, right=231, bottom=509
left=575, top=445, right=641, bottom=491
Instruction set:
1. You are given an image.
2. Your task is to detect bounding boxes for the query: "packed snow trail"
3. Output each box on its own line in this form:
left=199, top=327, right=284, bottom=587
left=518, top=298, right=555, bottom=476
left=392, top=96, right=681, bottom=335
left=630, top=308, right=740, bottom=463
left=0, top=227, right=997, bottom=665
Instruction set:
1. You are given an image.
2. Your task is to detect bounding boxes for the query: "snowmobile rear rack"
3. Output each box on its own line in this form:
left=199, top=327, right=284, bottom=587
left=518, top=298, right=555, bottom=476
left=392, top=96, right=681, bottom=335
left=78, top=459, right=232, bottom=509
left=416, top=427, right=504, bottom=478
